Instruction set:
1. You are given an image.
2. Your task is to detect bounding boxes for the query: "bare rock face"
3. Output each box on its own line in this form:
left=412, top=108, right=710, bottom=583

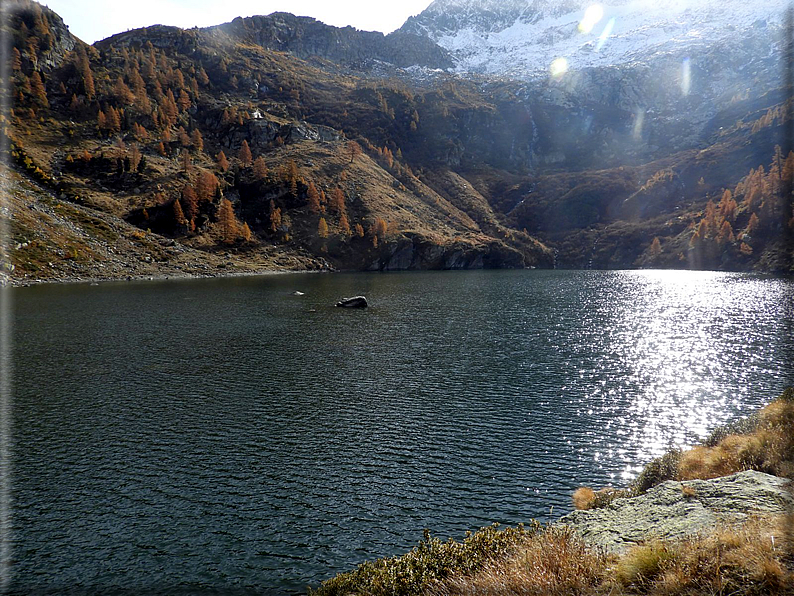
left=559, top=470, right=794, bottom=553
left=213, top=13, right=454, bottom=70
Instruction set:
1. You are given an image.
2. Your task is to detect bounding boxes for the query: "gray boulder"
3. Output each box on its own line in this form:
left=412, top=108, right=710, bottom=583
left=559, top=470, right=793, bottom=553
left=335, top=296, right=368, bottom=308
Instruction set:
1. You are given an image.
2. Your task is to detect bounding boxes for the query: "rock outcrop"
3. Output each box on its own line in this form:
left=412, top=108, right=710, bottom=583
left=213, top=13, right=454, bottom=70
left=560, top=470, right=794, bottom=553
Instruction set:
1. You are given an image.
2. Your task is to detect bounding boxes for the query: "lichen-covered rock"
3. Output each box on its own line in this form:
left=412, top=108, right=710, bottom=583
left=559, top=470, right=794, bottom=553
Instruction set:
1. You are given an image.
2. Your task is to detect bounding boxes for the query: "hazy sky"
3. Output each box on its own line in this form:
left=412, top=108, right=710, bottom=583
left=41, top=0, right=435, bottom=44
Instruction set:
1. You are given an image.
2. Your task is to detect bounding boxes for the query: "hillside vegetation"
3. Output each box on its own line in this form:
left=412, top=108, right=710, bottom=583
left=3, top=0, right=793, bottom=281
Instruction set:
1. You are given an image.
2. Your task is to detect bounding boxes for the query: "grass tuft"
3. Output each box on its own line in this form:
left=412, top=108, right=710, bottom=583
left=572, top=487, right=596, bottom=510
left=616, top=541, right=677, bottom=587
left=432, top=526, right=608, bottom=596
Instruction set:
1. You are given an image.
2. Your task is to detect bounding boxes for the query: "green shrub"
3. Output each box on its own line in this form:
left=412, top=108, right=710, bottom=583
left=629, top=449, right=682, bottom=495
left=312, top=522, right=537, bottom=596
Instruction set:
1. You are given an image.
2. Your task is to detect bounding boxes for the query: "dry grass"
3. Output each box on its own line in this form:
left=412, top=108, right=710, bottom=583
left=572, top=487, right=597, bottom=511
left=431, top=526, right=610, bottom=596
left=679, top=393, right=794, bottom=481
left=429, top=517, right=794, bottom=596
left=618, top=516, right=794, bottom=595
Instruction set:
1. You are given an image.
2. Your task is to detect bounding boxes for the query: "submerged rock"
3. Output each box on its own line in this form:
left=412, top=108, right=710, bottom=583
left=335, top=296, right=368, bottom=308
left=560, top=470, right=793, bottom=553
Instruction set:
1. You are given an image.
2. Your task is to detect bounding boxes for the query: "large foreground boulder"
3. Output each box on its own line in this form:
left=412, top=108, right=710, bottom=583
left=560, top=470, right=793, bottom=553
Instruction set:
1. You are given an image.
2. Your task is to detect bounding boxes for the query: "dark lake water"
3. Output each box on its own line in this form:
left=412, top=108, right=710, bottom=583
left=9, top=269, right=794, bottom=594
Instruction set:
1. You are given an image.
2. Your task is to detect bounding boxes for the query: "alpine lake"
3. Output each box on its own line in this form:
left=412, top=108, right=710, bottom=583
left=10, top=269, right=794, bottom=594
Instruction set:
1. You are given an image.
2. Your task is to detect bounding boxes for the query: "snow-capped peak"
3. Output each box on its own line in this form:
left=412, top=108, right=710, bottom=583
left=402, top=0, right=791, bottom=78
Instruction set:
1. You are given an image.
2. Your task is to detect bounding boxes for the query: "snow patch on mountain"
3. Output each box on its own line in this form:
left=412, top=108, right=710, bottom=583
left=405, top=0, right=791, bottom=78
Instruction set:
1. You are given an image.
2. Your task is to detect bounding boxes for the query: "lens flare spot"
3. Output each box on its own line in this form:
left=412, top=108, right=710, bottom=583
left=596, top=17, right=615, bottom=52
left=550, top=57, right=569, bottom=77
left=579, top=5, right=604, bottom=34
left=681, top=57, right=692, bottom=96
left=633, top=110, right=645, bottom=140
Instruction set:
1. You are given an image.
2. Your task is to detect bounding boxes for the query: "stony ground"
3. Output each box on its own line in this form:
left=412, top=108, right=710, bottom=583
left=2, top=168, right=330, bottom=287
left=559, top=469, right=794, bottom=553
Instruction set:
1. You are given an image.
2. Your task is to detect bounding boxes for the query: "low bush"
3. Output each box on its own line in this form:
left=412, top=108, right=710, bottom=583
left=313, top=523, right=537, bottom=596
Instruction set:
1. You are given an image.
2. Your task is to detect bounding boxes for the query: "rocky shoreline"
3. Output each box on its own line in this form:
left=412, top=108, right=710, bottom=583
left=2, top=265, right=321, bottom=289
left=560, top=469, right=794, bottom=553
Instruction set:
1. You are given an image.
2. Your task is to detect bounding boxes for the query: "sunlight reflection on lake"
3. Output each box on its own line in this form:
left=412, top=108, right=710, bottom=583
left=11, top=269, right=793, bottom=593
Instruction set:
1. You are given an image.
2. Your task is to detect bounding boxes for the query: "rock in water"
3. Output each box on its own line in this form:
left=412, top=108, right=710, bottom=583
left=335, top=296, right=368, bottom=308
left=559, top=470, right=794, bottom=553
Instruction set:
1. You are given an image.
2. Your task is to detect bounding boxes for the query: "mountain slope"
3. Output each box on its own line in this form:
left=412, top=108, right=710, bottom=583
left=4, top=0, right=793, bottom=281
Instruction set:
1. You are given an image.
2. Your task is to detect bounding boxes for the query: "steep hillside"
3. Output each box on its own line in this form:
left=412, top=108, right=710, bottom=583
left=3, top=0, right=793, bottom=281
left=3, top=0, right=553, bottom=284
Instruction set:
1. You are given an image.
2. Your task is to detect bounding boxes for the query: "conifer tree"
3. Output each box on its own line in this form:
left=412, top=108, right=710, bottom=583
left=182, top=151, right=192, bottom=174
left=648, top=236, right=662, bottom=259
left=177, top=89, right=191, bottom=111
left=113, top=76, right=134, bottom=105
left=97, top=109, right=107, bottom=133
left=306, top=181, right=321, bottom=214
left=29, top=71, right=48, bottom=107
left=716, top=220, right=735, bottom=246
left=241, top=222, right=252, bottom=242
left=129, top=144, right=142, bottom=172
left=196, top=170, right=219, bottom=202
left=106, top=106, right=121, bottom=133
left=373, top=217, right=388, bottom=240
left=339, top=212, right=351, bottom=237
left=216, top=151, right=229, bottom=172
left=329, top=188, right=346, bottom=214
left=238, top=140, right=252, bottom=166
left=162, top=89, right=178, bottom=124
left=269, top=200, right=282, bottom=233
left=252, top=156, right=268, bottom=180
left=318, top=217, right=329, bottom=238
left=173, top=196, right=186, bottom=225
left=178, top=127, right=190, bottom=147
left=76, top=47, right=95, bottom=100
left=197, top=67, right=209, bottom=86
left=11, top=48, right=22, bottom=73
left=182, top=184, right=199, bottom=220
left=347, top=140, right=362, bottom=163
left=191, top=129, right=204, bottom=152
left=218, top=198, right=238, bottom=243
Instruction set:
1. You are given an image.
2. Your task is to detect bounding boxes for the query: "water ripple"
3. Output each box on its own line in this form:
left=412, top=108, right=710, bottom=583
left=10, top=270, right=793, bottom=594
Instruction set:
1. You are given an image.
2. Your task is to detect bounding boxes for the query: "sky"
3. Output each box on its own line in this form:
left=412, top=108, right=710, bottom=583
left=41, top=0, right=435, bottom=44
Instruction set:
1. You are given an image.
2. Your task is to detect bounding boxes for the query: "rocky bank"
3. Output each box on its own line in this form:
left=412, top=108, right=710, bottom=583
left=560, top=469, right=794, bottom=553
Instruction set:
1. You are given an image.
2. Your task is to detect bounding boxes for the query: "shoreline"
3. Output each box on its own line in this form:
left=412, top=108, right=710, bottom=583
left=2, top=266, right=330, bottom=289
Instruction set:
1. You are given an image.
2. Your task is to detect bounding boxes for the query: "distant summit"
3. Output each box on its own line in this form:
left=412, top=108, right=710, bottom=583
left=402, top=0, right=588, bottom=38
left=211, top=13, right=454, bottom=70
left=400, top=0, right=791, bottom=77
